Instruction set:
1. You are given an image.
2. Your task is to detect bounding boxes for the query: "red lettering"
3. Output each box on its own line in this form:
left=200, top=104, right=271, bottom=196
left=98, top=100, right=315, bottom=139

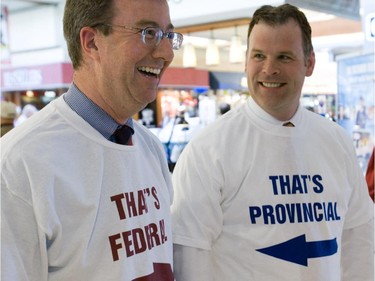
left=133, top=228, right=147, bottom=254
left=151, top=186, right=160, bottom=209
left=108, top=233, right=122, bottom=261
left=108, top=220, right=167, bottom=261
left=123, top=230, right=134, bottom=257
left=159, top=219, right=167, bottom=243
left=132, top=263, right=174, bottom=281
left=125, top=192, right=138, bottom=217
left=147, top=223, right=161, bottom=248
left=138, top=190, right=148, bottom=215
left=110, top=194, right=126, bottom=220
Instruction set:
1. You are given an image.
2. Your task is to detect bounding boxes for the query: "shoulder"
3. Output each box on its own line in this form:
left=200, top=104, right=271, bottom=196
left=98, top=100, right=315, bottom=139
left=133, top=121, right=167, bottom=157
left=303, top=109, right=356, bottom=154
left=305, top=109, right=348, bottom=134
left=193, top=104, right=246, bottom=142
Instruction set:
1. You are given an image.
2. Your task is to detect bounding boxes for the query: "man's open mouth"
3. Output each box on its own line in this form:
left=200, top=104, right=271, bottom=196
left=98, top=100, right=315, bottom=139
left=138, top=66, right=161, bottom=78
left=260, top=82, right=284, bottom=88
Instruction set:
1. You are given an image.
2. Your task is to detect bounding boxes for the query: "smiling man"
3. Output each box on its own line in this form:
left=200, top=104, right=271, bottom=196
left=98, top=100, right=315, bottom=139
left=1, top=0, right=182, bottom=280
left=171, top=4, right=373, bottom=281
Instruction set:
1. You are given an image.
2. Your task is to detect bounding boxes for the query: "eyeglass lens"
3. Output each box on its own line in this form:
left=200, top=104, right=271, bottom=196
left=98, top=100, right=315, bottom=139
left=142, top=27, right=183, bottom=50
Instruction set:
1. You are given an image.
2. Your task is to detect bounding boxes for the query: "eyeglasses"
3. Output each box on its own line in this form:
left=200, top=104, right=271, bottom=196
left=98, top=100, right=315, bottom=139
left=102, top=24, right=183, bottom=50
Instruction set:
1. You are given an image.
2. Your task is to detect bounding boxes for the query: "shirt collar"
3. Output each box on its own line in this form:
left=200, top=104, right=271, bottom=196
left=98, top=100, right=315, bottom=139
left=63, top=83, right=133, bottom=140
left=248, top=97, right=301, bottom=126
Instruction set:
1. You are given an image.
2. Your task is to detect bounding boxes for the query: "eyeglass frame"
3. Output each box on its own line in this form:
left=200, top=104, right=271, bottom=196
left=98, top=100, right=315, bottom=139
left=96, top=23, right=183, bottom=50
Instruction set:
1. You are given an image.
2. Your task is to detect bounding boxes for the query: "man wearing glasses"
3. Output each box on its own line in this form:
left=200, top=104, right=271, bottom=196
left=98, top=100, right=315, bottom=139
left=1, top=0, right=182, bottom=280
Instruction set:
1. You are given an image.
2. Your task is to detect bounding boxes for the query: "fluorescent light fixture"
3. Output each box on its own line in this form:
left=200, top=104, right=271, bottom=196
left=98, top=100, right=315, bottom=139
left=229, top=34, right=243, bottom=63
left=206, top=39, right=220, bottom=65
left=183, top=43, right=197, bottom=67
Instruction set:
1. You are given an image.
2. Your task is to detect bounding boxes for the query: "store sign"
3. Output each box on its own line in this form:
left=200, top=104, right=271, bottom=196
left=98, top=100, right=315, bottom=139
left=0, top=63, right=74, bottom=91
left=3, top=69, right=43, bottom=88
left=337, top=53, right=374, bottom=172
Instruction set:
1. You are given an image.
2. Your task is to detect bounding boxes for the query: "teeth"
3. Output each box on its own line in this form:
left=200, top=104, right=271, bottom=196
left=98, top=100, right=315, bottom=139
left=138, top=66, right=161, bottom=75
left=262, top=82, right=281, bottom=88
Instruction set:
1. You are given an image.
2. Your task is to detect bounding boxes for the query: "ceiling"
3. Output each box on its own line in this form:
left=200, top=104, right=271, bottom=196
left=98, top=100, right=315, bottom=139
left=2, top=0, right=364, bottom=71
left=2, top=0, right=60, bottom=11
left=2, top=0, right=362, bottom=36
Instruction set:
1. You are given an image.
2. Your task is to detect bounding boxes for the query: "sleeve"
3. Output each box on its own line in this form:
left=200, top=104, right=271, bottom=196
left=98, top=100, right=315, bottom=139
left=1, top=186, right=48, bottom=281
left=340, top=135, right=374, bottom=280
left=173, top=244, right=213, bottom=281
left=341, top=217, right=374, bottom=281
left=343, top=136, right=373, bottom=229
left=171, top=140, right=224, bottom=250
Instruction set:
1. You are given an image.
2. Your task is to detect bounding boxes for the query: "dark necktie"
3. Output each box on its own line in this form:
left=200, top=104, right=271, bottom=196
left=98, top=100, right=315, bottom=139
left=282, top=121, right=295, bottom=127
left=112, top=125, right=134, bottom=145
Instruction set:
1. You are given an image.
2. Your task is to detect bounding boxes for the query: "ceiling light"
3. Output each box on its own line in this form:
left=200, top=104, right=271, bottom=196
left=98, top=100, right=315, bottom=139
left=206, top=30, right=220, bottom=66
left=182, top=41, right=197, bottom=68
left=229, top=26, right=244, bottom=63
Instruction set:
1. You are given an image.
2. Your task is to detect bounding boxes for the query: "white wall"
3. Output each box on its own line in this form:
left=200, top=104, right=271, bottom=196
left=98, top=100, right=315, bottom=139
left=169, top=0, right=284, bottom=26
left=7, top=4, right=68, bottom=66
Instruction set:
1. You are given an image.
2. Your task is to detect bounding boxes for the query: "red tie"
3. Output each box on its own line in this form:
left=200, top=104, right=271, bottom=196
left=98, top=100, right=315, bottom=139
left=113, top=125, right=134, bottom=145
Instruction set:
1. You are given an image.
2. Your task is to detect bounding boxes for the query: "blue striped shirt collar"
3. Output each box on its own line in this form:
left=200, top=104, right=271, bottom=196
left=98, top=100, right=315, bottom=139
left=63, top=83, right=133, bottom=140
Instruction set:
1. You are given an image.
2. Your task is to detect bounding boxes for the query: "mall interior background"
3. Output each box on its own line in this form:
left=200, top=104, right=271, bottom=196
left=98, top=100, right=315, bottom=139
left=1, top=0, right=374, bottom=171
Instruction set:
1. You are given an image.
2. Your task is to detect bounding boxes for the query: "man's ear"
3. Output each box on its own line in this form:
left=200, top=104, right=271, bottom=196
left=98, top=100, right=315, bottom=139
left=305, top=51, right=315, bottom=77
left=80, top=26, right=98, bottom=54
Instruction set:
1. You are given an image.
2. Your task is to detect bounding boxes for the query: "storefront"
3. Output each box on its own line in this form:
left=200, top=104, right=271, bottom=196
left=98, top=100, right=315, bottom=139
left=209, top=71, right=249, bottom=117
left=0, top=63, right=73, bottom=112
left=145, top=67, right=210, bottom=171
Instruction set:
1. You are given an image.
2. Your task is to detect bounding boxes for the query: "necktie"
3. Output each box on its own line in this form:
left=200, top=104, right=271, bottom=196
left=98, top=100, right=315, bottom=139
left=113, top=125, right=134, bottom=145
left=282, top=121, right=295, bottom=127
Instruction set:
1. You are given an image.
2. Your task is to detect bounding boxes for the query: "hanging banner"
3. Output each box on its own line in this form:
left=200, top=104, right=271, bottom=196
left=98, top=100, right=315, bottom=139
left=337, top=53, right=375, bottom=172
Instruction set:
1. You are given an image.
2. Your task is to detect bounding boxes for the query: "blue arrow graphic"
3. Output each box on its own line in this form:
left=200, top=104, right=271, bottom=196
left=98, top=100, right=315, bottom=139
left=256, top=234, right=337, bottom=266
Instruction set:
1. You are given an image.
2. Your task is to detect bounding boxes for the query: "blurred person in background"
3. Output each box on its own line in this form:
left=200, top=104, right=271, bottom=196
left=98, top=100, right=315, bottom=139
left=0, top=100, right=17, bottom=136
left=171, top=4, right=373, bottom=281
left=14, top=104, right=38, bottom=126
left=1, top=0, right=182, bottom=280
left=366, top=148, right=374, bottom=202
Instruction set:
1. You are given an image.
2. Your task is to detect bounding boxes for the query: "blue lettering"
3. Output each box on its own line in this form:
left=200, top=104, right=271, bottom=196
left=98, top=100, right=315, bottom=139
left=269, top=174, right=324, bottom=195
left=312, top=175, right=324, bottom=193
left=285, top=203, right=296, bottom=223
left=300, top=175, right=309, bottom=193
left=291, top=175, right=304, bottom=194
left=296, top=204, right=303, bottom=223
left=249, top=206, right=261, bottom=223
left=314, top=202, right=324, bottom=222
left=334, top=202, right=341, bottom=220
left=303, top=203, right=314, bottom=221
left=263, top=205, right=275, bottom=224
left=326, top=202, right=334, bottom=221
left=269, top=176, right=279, bottom=195
left=279, top=176, right=291, bottom=195
left=248, top=201, right=341, bottom=225
left=275, top=204, right=287, bottom=224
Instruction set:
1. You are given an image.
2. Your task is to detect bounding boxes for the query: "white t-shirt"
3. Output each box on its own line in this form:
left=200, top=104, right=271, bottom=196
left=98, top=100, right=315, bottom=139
left=1, top=97, right=174, bottom=281
left=172, top=98, right=374, bottom=281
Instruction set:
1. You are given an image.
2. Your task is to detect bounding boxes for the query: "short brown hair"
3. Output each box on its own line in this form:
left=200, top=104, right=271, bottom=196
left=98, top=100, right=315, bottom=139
left=247, top=4, right=314, bottom=59
left=63, top=0, right=114, bottom=69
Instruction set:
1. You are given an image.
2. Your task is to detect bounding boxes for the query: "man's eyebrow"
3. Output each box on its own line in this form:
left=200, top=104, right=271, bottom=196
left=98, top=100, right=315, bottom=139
left=250, top=48, right=295, bottom=56
left=278, top=51, right=296, bottom=57
left=136, top=20, right=174, bottom=30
